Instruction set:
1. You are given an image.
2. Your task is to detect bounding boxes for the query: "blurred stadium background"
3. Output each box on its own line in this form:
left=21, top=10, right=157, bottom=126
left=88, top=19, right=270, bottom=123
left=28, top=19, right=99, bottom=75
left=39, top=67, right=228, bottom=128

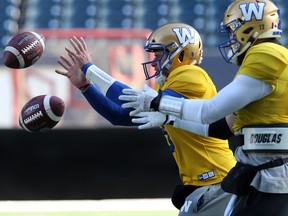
left=0, top=0, right=287, bottom=49
left=0, top=0, right=287, bottom=128
left=0, top=0, right=286, bottom=214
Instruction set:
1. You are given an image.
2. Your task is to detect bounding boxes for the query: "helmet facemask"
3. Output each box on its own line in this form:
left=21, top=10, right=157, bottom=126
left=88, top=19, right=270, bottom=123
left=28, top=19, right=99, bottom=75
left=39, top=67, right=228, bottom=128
left=219, top=19, right=244, bottom=64
left=142, top=41, right=178, bottom=80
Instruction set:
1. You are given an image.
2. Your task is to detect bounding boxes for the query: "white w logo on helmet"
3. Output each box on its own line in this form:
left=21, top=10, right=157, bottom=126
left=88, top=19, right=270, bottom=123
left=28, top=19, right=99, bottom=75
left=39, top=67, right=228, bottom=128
left=239, top=2, right=266, bottom=21
left=172, top=27, right=195, bottom=45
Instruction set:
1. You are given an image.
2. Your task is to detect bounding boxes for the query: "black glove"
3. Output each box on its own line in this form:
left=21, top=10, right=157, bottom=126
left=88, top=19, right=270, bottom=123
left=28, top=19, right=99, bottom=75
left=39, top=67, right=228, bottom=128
left=171, top=184, right=201, bottom=210
left=150, top=89, right=162, bottom=111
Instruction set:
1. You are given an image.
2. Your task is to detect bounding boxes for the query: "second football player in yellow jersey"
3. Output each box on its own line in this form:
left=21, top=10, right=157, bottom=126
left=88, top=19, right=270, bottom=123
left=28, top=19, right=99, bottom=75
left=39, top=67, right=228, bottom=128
left=119, top=1, right=288, bottom=215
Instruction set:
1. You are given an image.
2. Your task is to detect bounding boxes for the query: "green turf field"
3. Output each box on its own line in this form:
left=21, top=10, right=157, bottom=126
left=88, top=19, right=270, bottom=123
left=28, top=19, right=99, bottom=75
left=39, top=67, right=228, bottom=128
left=0, top=199, right=178, bottom=216
left=0, top=211, right=177, bottom=216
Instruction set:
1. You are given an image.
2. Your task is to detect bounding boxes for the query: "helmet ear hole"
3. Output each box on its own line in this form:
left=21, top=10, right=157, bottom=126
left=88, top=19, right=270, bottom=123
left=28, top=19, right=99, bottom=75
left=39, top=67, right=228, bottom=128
left=243, top=27, right=254, bottom=34
left=179, top=51, right=184, bottom=62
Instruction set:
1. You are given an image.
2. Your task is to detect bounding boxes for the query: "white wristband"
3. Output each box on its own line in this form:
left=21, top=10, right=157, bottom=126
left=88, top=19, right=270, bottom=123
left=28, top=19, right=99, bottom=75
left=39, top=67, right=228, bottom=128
left=158, top=96, right=184, bottom=118
left=85, top=64, right=116, bottom=95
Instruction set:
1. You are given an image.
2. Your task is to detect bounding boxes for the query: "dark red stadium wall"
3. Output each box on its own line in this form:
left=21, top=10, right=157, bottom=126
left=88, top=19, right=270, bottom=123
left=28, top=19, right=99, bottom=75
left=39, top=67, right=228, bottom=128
left=0, top=128, right=240, bottom=200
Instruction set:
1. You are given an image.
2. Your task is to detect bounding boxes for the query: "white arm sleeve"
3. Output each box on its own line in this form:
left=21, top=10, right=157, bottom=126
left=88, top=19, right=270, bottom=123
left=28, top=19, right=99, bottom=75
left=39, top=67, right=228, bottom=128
left=85, top=64, right=116, bottom=96
left=173, top=118, right=209, bottom=137
left=182, top=74, right=272, bottom=124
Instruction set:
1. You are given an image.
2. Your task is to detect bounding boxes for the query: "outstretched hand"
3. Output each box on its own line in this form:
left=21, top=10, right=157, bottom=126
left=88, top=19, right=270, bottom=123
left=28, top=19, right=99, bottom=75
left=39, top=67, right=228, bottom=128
left=55, top=54, right=88, bottom=88
left=65, top=36, right=93, bottom=69
left=118, top=84, right=159, bottom=116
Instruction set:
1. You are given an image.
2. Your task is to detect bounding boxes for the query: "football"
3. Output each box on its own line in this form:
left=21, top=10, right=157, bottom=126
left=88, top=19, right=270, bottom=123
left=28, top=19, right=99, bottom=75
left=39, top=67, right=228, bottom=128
left=19, top=95, right=65, bottom=133
left=3, top=31, right=45, bottom=69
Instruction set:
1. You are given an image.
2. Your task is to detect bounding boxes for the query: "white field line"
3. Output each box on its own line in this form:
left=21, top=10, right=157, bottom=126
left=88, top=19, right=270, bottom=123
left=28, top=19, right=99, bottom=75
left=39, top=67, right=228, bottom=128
left=0, top=199, right=177, bottom=212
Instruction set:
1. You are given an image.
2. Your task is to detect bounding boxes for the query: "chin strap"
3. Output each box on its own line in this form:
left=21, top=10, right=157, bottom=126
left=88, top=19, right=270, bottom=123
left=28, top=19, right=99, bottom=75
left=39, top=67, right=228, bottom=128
left=155, top=73, right=167, bottom=86
left=234, top=32, right=259, bottom=60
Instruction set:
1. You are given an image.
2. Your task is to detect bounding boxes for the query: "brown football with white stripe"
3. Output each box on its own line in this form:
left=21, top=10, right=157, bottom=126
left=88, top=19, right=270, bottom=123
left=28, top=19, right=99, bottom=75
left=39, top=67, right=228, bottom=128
left=19, top=95, right=65, bottom=133
left=3, top=31, right=45, bottom=69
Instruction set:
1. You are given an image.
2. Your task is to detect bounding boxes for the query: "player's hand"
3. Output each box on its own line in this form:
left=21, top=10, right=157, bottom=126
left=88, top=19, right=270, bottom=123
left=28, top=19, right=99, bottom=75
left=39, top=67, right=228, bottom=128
left=132, top=112, right=175, bottom=129
left=65, top=36, right=93, bottom=68
left=55, top=54, right=88, bottom=88
left=119, top=84, right=159, bottom=116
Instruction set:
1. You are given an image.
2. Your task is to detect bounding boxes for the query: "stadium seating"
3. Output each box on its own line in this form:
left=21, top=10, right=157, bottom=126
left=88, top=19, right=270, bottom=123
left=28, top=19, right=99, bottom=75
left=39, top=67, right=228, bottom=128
left=0, top=0, right=21, bottom=48
left=0, top=0, right=286, bottom=49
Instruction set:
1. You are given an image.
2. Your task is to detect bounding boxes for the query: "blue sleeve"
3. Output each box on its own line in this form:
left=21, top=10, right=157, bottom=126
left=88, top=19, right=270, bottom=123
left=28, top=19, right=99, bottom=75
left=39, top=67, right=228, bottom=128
left=82, top=84, right=135, bottom=126
left=162, top=88, right=188, bottom=99
left=106, top=81, right=131, bottom=105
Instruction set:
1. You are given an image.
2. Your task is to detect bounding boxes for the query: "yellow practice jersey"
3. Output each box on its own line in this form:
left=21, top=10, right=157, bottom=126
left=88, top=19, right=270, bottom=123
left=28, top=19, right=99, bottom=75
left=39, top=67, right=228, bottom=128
left=233, top=42, right=288, bottom=131
left=155, top=65, right=236, bottom=186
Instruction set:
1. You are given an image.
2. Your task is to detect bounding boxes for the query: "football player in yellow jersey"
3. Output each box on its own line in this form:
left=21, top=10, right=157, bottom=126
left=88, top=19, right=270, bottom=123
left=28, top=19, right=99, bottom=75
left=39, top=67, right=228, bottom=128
left=119, top=1, right=288, bottom=215
left=55, top=22, right=236, bottom=215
